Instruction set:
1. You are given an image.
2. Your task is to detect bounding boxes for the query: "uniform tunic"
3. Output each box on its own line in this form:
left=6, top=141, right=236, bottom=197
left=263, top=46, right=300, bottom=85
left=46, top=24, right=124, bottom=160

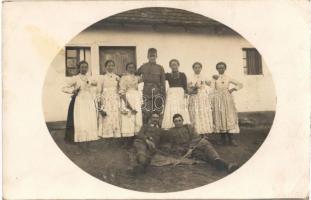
left=165, top=125, right=219, bottom=161
left=162, top=72, right=191, bottom=129
left=133, top=124, right=220, bottom=170
left=137, top=62, right=166, bottom=123
left=133, top=124, right=165, bottom=168
left=211, top=74, right=243, bottom=133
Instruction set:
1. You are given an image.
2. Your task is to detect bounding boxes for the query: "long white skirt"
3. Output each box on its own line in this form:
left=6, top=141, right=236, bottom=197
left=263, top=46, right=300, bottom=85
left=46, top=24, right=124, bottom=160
left=120, top=89, right=143, bottom=137
left=211, top=90, right=240, bottom=134
left=188, top=90, right=214, bottom=134
left=162, top=87, right=191, bottom=129
left=74, top=92, right=99, bottom=142
left=98, top=88, right=122, bottom=138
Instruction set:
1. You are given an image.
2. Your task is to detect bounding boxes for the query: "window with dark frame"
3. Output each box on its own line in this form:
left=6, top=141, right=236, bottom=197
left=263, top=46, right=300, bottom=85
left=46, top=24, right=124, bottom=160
left=242, top=48, right=263, bottom=75
left=99, top=46, right=137, bottom=76
left=65, top=47, right=91, bottom=77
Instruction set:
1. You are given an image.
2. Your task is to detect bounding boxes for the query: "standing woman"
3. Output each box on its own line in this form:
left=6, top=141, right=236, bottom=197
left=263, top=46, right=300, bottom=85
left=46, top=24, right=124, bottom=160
left=119, top=62, right=143, bottom=137
left=188, top=62, right=214, bottom=135
left=62, top=61, right=99, bottom=143
left=98, top=60, right=122, bottom=138
left=212, top=62, right=243, bottom=146
left=162, top=59, right=190, bottom=129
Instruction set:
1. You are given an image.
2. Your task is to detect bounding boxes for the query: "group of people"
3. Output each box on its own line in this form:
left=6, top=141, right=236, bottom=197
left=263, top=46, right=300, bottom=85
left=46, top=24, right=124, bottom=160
left=62, top=47, right=243, bottom=174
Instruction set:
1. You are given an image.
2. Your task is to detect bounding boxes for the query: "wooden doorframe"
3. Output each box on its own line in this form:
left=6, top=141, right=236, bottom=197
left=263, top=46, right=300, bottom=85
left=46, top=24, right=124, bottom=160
left=98, top=46, right=137, bottom=75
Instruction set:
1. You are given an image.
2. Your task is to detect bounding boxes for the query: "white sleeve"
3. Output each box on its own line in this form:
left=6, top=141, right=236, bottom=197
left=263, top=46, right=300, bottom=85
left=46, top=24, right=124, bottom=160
left=119, top=76, right=127, bottom=95
left=62, top=76, right=77, bottom=94
left=229, top=77, right=243, bottom=90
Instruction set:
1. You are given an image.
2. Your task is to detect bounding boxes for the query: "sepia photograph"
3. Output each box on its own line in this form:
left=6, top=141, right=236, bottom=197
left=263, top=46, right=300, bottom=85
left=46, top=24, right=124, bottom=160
left=3, top=0, right=310, bottom=198
left=42, top=7, right=276, bottom=192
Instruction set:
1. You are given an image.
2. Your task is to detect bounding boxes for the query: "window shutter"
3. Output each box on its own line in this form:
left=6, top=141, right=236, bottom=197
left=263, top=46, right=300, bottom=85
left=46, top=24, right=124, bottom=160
left=243, top=48, right=263, bottom=75
left=65, top=47, right=91, bottom=77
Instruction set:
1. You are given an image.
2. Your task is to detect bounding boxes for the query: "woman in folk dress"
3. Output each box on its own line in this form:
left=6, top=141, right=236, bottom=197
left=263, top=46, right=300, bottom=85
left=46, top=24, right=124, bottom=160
left=161, top=59, right=190, bottom=129
left=119, top=62, right=143, bottom=137
left=211, top=62, right=243, bottom=146
left=62, top=61, right=99, bottom=143
left=188, top=62, right=214, bottom=135
left=98, top=60, right=122, bottom=138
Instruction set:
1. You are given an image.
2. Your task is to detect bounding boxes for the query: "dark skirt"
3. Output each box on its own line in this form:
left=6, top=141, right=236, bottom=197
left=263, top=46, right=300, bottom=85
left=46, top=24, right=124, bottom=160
left=64, top=94, right=77, bottom=143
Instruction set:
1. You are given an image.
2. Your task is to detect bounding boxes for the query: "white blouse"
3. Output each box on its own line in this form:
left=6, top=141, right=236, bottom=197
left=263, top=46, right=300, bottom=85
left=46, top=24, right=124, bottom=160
left=119, top=74, right=141, bottom=95
left=188, top=73, right=211, bottom=93
left=212, top=74, right=243, bottom=91
left=188, top=74, right=210, bottom=87
left=99, top=72, right=120, bottom=93
left=62, top=74, right=96, bottom=94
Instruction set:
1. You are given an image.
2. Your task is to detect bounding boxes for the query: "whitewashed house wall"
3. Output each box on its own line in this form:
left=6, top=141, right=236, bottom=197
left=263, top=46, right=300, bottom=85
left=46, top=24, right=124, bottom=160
left=43, top=24, right=276, bottom=122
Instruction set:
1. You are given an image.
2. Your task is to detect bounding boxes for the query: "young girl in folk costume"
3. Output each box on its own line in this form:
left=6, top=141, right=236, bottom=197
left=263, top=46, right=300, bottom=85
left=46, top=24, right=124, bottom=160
left=188, top=62, right=214, bottom=135
left=62, top=61, right=99, bottom=143
left=98, top=60, right=122, bottom=138
left=119, top=63, right=143, bottom=137
left=162, top=59, right=190, bottom=129
left=211, top=62, right=243, bottom=146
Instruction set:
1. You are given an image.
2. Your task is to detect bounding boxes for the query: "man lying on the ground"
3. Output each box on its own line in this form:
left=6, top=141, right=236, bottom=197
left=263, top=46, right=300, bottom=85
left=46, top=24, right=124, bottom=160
left=132, top=112, right=239, bottom=174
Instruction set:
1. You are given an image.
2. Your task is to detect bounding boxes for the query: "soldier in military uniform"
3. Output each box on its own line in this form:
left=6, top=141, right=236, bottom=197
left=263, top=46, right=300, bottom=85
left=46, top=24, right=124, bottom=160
left=137, top=48, right=166, bottom=124
left=132, top=112, right=165, bottom=173
left=132, top=112, right=238, bottom=174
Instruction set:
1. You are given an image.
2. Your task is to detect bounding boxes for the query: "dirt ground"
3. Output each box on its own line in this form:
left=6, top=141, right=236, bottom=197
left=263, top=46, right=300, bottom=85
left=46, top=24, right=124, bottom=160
left=48, top=121, right=272, bottom=192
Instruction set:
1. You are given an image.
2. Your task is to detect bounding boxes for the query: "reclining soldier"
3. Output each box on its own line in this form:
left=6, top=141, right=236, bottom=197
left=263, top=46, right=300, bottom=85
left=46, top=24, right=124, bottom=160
left=133, top=112, right=238, bottom=174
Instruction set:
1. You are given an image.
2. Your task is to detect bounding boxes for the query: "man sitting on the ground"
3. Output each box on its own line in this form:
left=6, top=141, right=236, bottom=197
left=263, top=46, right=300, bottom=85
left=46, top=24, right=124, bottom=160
left=132, top=112, right=238, bottom=174
left=133, top=112, right=165, bottom=173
